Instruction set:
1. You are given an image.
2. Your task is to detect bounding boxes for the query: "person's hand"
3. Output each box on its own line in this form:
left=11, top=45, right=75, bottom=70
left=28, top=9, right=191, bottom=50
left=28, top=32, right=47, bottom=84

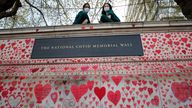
left=107, top=15, right=111, bottom=19
left=82, top=19, right=88, bottom=24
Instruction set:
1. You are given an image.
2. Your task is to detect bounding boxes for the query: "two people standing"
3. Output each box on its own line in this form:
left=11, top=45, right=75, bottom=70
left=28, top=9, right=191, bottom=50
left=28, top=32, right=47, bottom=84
left=73, top=3, right=120, bottom=24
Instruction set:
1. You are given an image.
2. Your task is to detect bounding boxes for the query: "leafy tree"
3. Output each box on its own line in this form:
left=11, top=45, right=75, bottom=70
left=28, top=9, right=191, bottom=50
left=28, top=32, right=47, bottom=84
left=0, top=0, right=190, bottom=29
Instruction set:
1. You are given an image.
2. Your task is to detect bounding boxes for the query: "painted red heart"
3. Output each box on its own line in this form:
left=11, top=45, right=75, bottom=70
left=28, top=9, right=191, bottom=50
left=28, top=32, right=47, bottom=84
left=87, top=80, right=94, bottom=90
left=25, top=39, right=31, bottom=45
left=11, top=81, right=17, bottom=86
left=186, top=44, right=191, bottom=48
left=142, top=80, right=147, bottom=85
left=11, top=42, right=16, bottom=47
left=107, top=90, right=121, bottom=106
left=30, top=68, right=39, bottom=73
left=122, top=98, right=126, bottom=103
left=0, top=85, right=4, bottom=91
left=111, top=76, right=123, bottom=86
left=152, top=38, right=157, bottom=43
left=0, top=44, right=5, bottom=50
left=92, top=65, right=98, bottom=71
left=94, top=87, right=106, bottom=101
left=171, top=82, right=190, bottom=102
left=150, top=45, right=155, bottom=49
left=72, top=76, right=80, bottom=80
left=64, top=90, right=70, bottom=96
left=29, top=102, right=34, bottom=108
left=126, top=105, right=131, bottom=108
left=132, top=81, right=137, bottom=86
left=19, top=76, right=26, bottom=80
left=34, top=83, right=52, bottom=103
left=174, top=41, right=180, bottom=45
left=71, top=84, right=88, bottom=102
left=124, top=66, right=130, bottom=70
left=151, top=95, right=159, bottom=106
left=167, top=40, right=172, bottom=45
left=81, top=66, right=89, bottom=71
left=155, top=50, right=161, bottom=54
left=102, top=75, right=109, bottom=82
left=51, top=92, right=58, bottom=104
left=63, top=67, right=69, bottom=71
left=165, top=34, right=171, bottom=38
left=148, top=88, right=153, bottom=95
left=8, top=95, right=22, bottom=107
left=71, top=67, right=77, bottom=71
left=125, top=80, right=130, bottom=84
left=181, top=38, right=188, bottom=43
left=9, top=86, right=15, bottom=92
left=176, top=65, right=184, bottom=70
left=81, top=76, right=87, bottom=80
left=126, top=86, right=130, bottom=91
left=139, top=87, right=144, bottom=92
left=2, top=90, right=8, bottom=98
left=146, top=101, right=150, bottom=106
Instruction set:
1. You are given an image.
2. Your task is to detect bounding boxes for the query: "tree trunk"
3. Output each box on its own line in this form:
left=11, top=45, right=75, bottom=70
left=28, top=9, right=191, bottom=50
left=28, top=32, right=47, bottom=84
left=0, top=0, right=21, bottom=19
left=174, top=0, right=192, bottom=20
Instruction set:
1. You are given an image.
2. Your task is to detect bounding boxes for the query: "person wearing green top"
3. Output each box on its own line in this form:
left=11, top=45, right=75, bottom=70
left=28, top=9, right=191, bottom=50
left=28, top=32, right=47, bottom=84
left=73, top=3, right=91, bottom=24
left=100, top=3, right=120, bottom=23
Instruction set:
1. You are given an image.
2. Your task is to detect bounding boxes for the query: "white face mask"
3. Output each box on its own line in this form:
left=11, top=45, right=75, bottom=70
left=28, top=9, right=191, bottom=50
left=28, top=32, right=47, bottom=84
left=84, top=8, right=90, bottom=13
left=104, top=7, right=110, bottom=12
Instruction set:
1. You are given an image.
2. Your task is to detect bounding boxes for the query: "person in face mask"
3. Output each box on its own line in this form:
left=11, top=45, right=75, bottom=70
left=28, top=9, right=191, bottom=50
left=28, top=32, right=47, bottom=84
left=100, top=3, right=120, bottom=23
left=73, top=3, right=91, bottom=24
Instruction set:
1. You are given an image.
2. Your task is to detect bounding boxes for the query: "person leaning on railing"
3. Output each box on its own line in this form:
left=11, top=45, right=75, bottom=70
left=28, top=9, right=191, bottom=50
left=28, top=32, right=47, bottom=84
left=73, top=3, right=91, bottom=24
left=100, top=3, right=120, bottom=23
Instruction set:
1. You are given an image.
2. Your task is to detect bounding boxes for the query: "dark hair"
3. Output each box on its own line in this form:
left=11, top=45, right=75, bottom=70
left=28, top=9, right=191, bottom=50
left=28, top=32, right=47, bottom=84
left=83, top=3, right=90, bottom=9
left=101, top=3, right=112, bottom=15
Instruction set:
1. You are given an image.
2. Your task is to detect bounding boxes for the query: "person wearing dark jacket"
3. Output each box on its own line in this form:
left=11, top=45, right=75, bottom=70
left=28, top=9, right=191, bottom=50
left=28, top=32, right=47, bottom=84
left=100, top=3, right=120, bottom=23
left=73, top=3, right=91, bottom=24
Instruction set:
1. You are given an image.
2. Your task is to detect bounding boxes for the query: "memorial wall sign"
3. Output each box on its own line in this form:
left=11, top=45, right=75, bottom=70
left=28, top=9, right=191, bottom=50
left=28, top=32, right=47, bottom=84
left=31, top=34, right=143, bottom=59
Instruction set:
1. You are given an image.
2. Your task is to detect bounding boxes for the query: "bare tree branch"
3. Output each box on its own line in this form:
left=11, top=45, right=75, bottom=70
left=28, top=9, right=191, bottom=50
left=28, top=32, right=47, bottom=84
left=91, top=0, right=107, bottom=21
left=56, top=0, right=72, bottom=22
left=25, top=0, right=48, bottom=26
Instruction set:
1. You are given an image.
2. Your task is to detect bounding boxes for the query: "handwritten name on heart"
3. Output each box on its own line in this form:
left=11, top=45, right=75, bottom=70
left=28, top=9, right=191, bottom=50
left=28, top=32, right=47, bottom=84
left=107, top=90, right=121, bottom=106
left=94, top=87, right=106, bottom=101
left=71, top=84, right=88, bottom=102
left=34, top=83, right=52, bottom=103
left=171, top=82, right=190, bottom=102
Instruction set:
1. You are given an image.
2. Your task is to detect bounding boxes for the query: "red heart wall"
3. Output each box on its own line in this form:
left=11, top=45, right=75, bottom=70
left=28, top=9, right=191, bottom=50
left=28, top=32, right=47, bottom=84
left=0, top=32, right=192, bottom=108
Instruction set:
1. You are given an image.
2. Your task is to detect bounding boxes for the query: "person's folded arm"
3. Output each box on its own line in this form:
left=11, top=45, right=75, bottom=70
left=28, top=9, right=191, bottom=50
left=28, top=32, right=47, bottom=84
left=73, top=11, right=90, bottom=24
left=100, top=14, right=113, bottom=23
left=107, top=10, right=120, bottom=22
